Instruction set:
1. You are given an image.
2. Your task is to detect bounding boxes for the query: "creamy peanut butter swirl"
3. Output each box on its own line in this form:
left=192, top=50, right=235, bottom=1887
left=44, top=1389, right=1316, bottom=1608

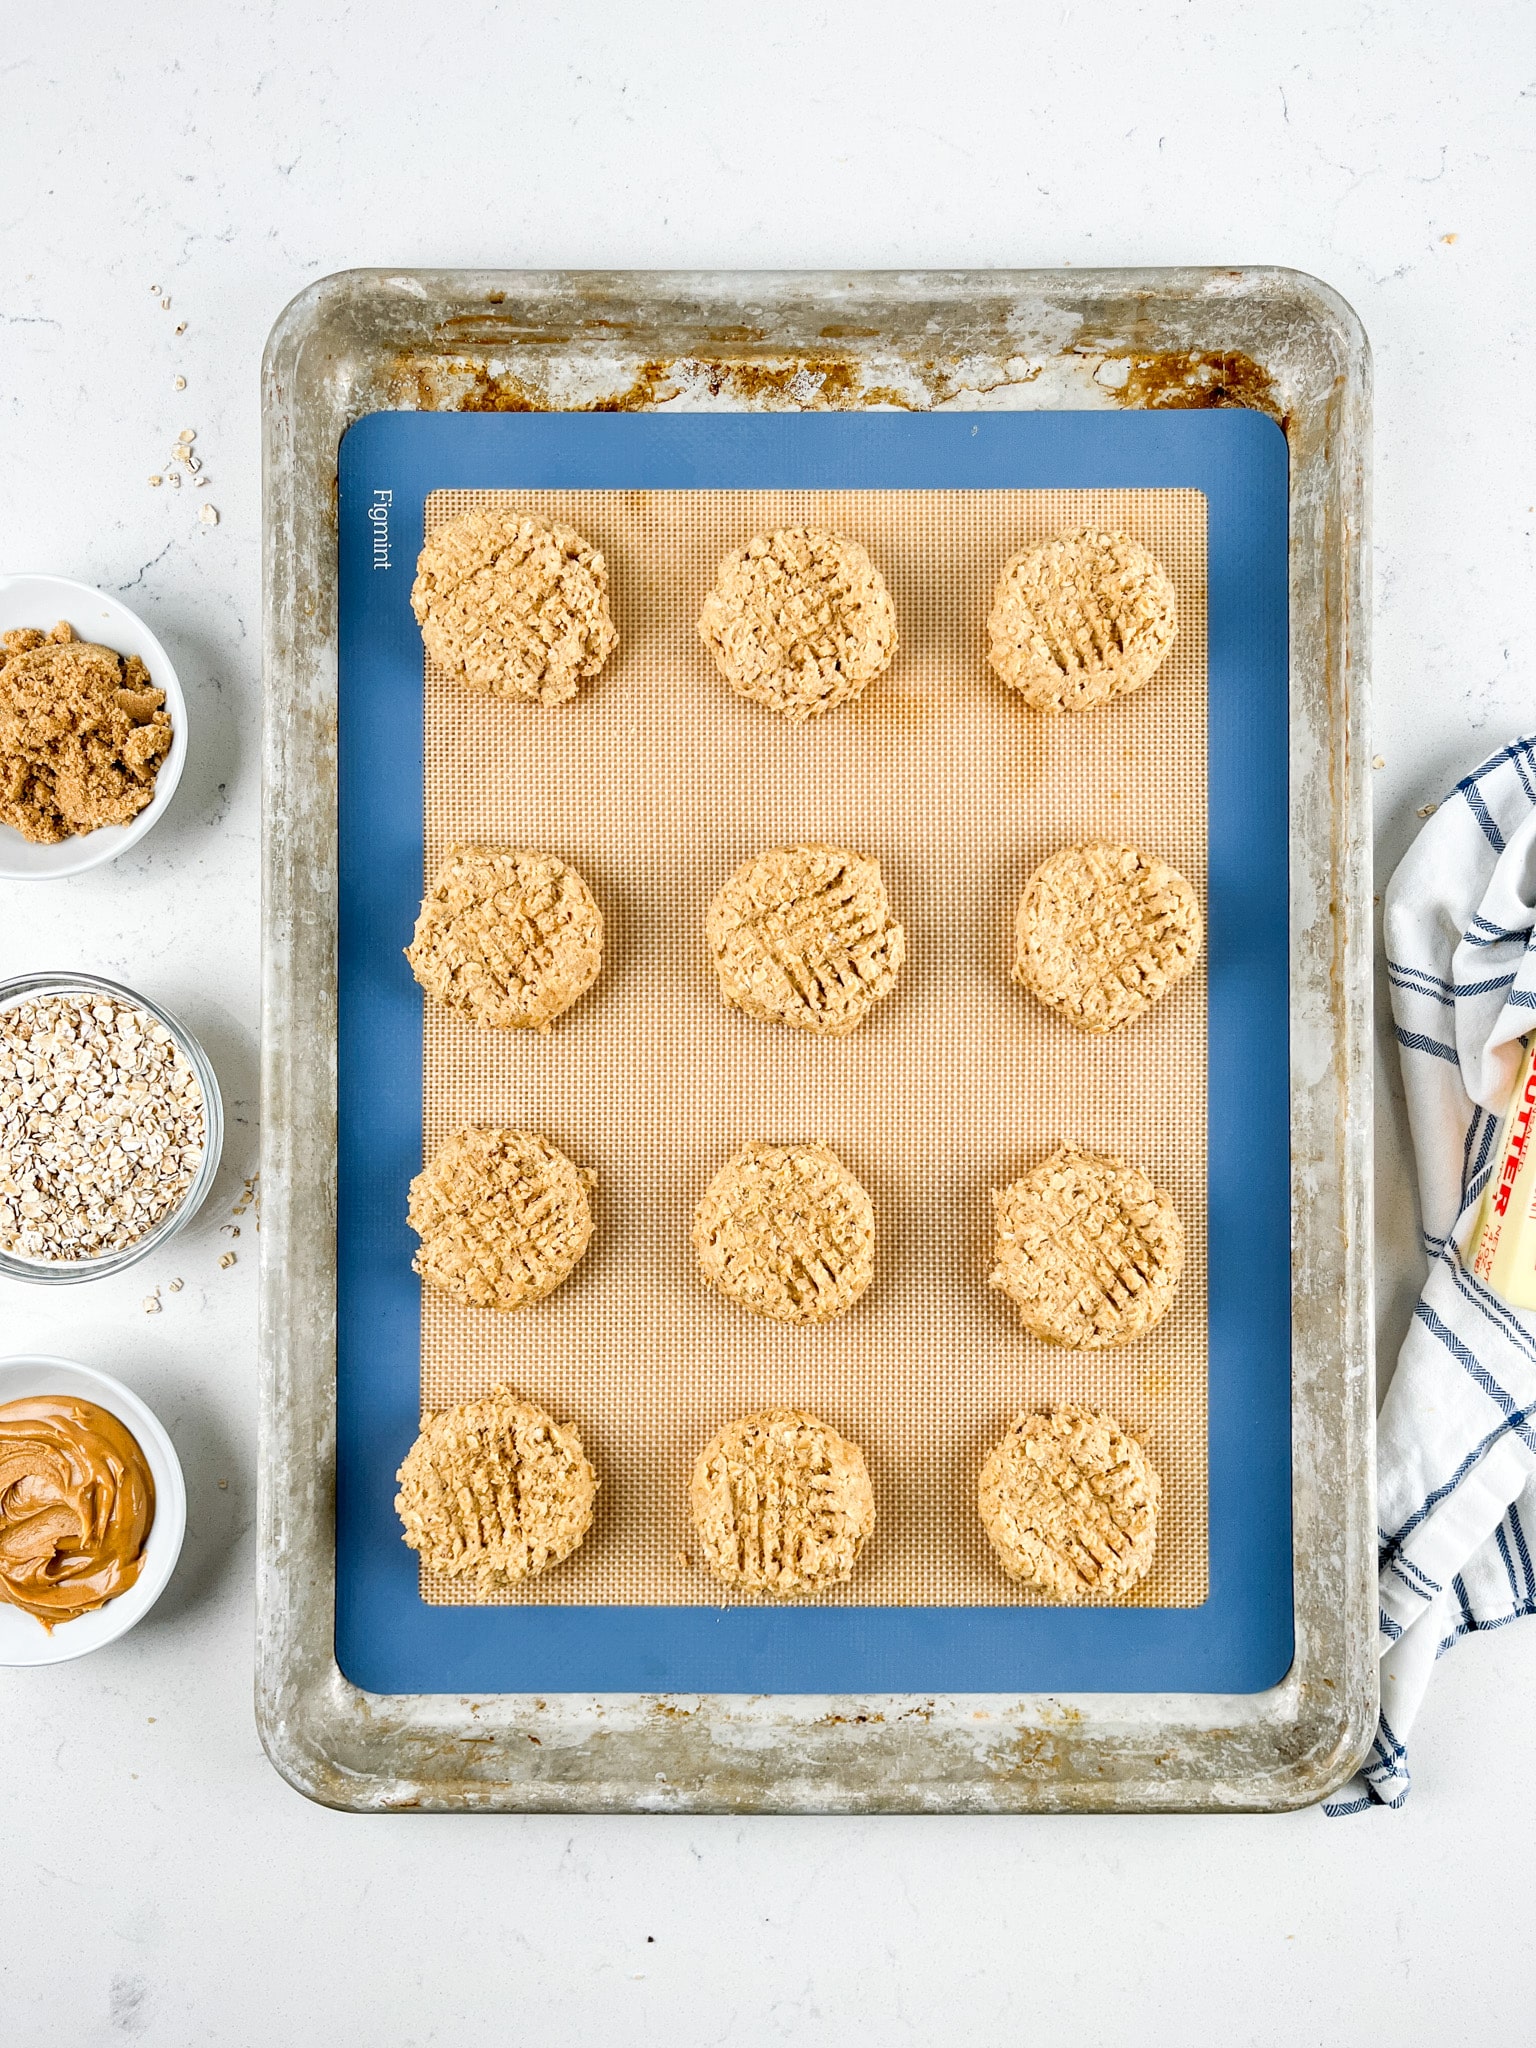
left=0, top=1396, right=155, bottom=1628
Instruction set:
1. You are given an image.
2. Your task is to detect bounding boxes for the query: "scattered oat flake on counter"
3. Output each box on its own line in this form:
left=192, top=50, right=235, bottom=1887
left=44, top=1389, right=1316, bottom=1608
left=142, top=1292, right=162, bottom=1314
left=168, top=1277, right=184, bottom=1292
left=1418, top=802, right=1439, bottom=818
left=199, top=505, right=218, bottom=527
left=219, top=1251, right=236, bottom=1268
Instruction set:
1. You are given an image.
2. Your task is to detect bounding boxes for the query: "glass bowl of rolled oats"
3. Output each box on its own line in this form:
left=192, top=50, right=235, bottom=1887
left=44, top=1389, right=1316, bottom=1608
left=0, top=973, right=223, bottom=1282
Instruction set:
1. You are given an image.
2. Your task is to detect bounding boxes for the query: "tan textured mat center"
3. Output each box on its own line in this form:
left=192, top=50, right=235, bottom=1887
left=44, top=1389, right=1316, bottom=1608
left=419, top=487, right=1208, bottom=1607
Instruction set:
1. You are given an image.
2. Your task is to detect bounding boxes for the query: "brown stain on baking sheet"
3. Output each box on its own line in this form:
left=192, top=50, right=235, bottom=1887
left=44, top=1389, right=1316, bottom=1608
left=391, top=340, right=1282, bottom=429
left=1099, top=349, right=1284, bottom=426
left=431, top=354, right=898, bottom=415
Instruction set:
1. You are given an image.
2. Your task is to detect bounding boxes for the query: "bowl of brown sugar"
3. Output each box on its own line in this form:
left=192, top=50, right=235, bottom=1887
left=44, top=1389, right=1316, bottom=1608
left=0, top=573, right=188, bottom=880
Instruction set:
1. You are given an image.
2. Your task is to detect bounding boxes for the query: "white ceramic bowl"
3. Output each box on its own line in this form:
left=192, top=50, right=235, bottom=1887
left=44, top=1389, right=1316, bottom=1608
left=0, top=1354, right=186, bottom=1666
left=0, top=572, right=188, bottom=880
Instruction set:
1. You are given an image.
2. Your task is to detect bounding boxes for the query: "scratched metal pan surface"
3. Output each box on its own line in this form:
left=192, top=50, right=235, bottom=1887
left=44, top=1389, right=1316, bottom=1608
left=258, top=269, right=1374, bottom=1812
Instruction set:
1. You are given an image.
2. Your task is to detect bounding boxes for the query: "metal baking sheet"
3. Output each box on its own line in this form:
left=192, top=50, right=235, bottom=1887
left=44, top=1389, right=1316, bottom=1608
left=260, top=268, right=1374, bottom=1810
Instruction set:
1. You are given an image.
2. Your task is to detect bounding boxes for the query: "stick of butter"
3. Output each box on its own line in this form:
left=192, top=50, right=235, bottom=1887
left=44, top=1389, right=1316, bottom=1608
left=1472, top=1036, right=1536, bottom=1309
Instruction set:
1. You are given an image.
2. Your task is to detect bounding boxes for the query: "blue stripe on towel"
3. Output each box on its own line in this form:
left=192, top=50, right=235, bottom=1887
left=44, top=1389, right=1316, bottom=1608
left=1467, top=915, right=1526, bottom=947
left=1412, top=1303, right=1536, bottom=1439
left=1461, top=783, right=1508, bottom=854
left=1396, top=1028, right=1461, bottom=1064
left=1510, top=1501, right=1536, bottom=1600
left=1445, top=1245, right=1536, bottom=1368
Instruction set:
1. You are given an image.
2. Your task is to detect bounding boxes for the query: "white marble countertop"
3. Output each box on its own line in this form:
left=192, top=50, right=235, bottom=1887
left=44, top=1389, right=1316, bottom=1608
left=2, top=4, right=1533, bottom=2041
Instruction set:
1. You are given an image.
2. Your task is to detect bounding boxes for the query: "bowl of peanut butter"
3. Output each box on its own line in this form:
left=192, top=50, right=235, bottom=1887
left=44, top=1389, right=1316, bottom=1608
left=0, top=1354, right=186, bottom=1664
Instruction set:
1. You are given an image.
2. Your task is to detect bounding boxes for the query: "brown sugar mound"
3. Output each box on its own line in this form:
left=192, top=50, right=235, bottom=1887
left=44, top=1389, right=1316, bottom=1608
left=689, top=1408, right=875, bottom=1597
left=990, top=1146, right=1183, bottom=1349
left=1014, top=841, right=1203, bottom=1034
left=693, top=1141, right=875, bottom=1326
left=986, top=529, right=1176, bottom=712
left=411, top=508, right=618, bottom=704
left=706, top=842, right=905, bottom=1038
left=406, top=846, right=603, bottom=1031
left=697, top=527, right=897, bottom=720
left=0, top=622, right=172, bottom=844
left=978, top=1405, right=1159, bottom=1601
left=408, top=1127, right=594, bottom=1313
left=395, top=1385, right=597, bottom=1588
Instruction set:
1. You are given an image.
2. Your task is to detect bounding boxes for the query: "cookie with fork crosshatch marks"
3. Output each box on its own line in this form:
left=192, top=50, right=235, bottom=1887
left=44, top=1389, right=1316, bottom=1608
left=692, top=1141, right=875, bottom=1326
left=978, top=1404, right=1159, bottom=1602
left=689, top=1407, right=875, bottom=1597
left=989, top=1145, right=1183, bottom=1349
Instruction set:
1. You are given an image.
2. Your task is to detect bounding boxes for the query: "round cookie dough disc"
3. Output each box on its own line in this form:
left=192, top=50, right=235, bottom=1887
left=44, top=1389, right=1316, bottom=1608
left=706, top=842, right=905, bottom=1038
left=408, top=1127, right=594, bottom=1313
left=1014, top=841, right=1202, bottom=1034
left=690, top=1408, right=875, bottom=1597
left=697, top=527, right=898, bottom=720
left=989, top=1146, right=1183, bottom=1349
left=406, top=846, right=604, bottom=1032
left=411, top=507, right=618, bottom=704
left=395, top=1385, right=597, bottom=1589
left=986, top=529, right=1176, bottom=712
left=978, top=1405, right=1159, bottom=1601
left=692, top=1142, right=875, bottom=1326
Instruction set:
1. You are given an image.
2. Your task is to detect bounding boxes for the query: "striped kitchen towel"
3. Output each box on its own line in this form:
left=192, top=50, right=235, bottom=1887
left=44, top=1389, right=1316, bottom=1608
left=1326, top=736, right=1536, bottom=1813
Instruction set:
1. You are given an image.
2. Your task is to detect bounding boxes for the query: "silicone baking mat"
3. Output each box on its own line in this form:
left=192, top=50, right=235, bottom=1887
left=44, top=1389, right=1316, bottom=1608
left=419, top=484, right=1207, bottom=1609
left=335, top=411, right=1291, bottom=1693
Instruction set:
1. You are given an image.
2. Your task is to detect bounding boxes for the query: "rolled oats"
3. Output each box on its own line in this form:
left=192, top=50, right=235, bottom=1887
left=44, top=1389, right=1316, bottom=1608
left=0, top=992, right=206, bottom=1262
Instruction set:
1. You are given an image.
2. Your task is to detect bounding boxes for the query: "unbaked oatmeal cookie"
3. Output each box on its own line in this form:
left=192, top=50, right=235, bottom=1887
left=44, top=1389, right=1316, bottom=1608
left=408, top=1127, right=594, bottom=1313
left=697, top=527, right=897, bottom=720
left=406, top=846, right=603, bottom=1031
left=692, top=1141, right=875, bottom=1326
left=411, top=507, right=617, bottom=704
left=1013, top=841, right=1202, bottom=1033
left=395, top=1385, right=597, bottom=1588
left=986, top=529, right=1176, bottom=712
left=689, top=1408, right=875, bottom=1597
left=978, top=1404, right=1159, bottom=1601
left=706, top=842, right=905, bottom=1037
left=989, top=1145, right=1183, bottom=1349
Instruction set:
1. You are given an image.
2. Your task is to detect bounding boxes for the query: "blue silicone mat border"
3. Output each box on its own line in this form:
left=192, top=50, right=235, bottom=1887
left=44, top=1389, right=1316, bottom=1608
left=335, top=409, right=1292, bottom=1696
